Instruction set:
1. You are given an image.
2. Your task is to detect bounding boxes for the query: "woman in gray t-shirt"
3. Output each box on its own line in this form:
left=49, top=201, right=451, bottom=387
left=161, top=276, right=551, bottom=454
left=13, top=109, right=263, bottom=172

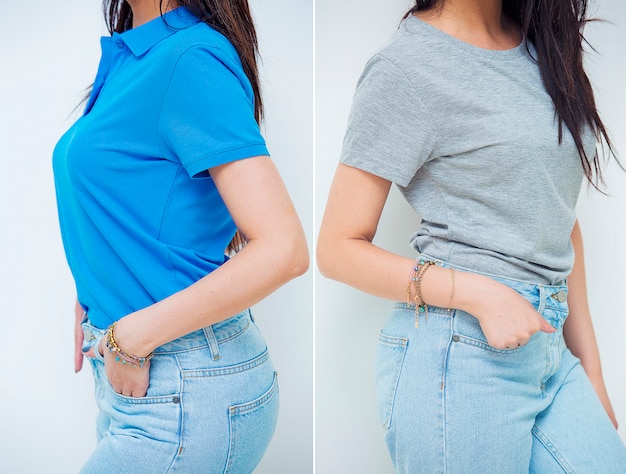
left=318, top=0, right=626, bottom=471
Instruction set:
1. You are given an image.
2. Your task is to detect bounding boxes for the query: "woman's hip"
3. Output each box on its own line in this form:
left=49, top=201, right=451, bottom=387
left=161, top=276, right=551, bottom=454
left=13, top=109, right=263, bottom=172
left=81, top=309, right=279, bottom=472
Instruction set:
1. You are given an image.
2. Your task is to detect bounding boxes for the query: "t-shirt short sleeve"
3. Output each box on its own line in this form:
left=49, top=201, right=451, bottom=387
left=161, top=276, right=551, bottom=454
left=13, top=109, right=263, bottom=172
left=340, top=54, right=436, bottom=187
left=159, top=45, right=269, bottom=178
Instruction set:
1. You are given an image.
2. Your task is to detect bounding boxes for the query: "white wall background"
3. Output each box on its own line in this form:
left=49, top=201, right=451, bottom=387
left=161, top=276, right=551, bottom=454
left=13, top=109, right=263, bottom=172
left=315, top=0, right=626, bottom=472
left=0, top=1, right=312, bottom=473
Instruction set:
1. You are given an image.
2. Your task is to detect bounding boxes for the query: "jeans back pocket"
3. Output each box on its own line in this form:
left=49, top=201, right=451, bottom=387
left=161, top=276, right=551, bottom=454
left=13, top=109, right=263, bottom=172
left=224, top=371, right=279, bottom=473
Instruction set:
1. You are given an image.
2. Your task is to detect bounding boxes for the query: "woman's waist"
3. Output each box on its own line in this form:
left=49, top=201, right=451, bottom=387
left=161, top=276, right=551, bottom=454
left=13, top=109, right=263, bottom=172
left=84, top=309, right=255, bottom=354
left=414, top=253, right=569, bottom=316
left=154, top=309, right=255, bottom=354
left=412, top=238, right=573, bottom=287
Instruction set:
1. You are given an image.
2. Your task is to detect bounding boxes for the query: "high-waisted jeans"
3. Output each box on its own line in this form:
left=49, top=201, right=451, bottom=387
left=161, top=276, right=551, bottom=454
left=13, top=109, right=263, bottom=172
left=376, top=256, right=626, bottom=473
left=80, top=309, right=278, bottom=473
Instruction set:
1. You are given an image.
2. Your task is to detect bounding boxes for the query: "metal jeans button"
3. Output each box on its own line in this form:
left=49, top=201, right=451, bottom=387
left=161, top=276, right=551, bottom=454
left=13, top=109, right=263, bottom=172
left=551, top=290, right=567, bottom=303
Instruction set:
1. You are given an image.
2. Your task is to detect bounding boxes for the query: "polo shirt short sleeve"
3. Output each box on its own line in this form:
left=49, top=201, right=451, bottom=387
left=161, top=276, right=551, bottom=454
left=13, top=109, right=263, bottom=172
left=159, top=45, right=268, bottom=178
left=52, top=7, right=269, bottom=328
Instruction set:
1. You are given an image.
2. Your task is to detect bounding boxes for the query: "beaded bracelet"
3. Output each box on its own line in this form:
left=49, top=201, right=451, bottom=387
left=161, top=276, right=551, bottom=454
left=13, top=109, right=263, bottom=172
left=415, top=259, right=436, bottom=320
left=406, top=261, right=421, bottom=308
left=105, top=322, right=154, bottom=369
left=407, top=259, right=437, bottom=328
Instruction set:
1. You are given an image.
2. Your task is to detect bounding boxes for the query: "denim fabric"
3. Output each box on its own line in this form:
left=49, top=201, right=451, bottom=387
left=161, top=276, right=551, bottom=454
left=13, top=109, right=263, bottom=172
left=376, top=256, right=626, bottom=473
left=81, top=310, right=278, bottom=473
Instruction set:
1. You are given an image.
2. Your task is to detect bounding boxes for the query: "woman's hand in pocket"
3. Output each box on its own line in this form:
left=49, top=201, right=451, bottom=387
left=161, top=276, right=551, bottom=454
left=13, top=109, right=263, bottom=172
left=98, top=319, right=151, bottom=398
left=466, top=275, right=555, bottom=350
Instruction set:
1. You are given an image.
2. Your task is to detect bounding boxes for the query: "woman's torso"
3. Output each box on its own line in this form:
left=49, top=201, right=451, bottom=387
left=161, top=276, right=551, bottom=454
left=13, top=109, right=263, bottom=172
left=340, top=15, right=593, bottom=284
left=53, top=7, right=268, bottom=327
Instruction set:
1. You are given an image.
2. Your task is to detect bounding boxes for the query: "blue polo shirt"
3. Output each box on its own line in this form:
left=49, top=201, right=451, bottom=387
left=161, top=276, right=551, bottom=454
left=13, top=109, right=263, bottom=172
left=53, top=7, right=269, bottom=328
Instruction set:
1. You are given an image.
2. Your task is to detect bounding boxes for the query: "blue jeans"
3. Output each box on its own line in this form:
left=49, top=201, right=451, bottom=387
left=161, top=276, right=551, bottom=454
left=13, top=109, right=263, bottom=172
left=81, top=310, right=278, bottom=473
left=376, top=257, right=626, bottom=473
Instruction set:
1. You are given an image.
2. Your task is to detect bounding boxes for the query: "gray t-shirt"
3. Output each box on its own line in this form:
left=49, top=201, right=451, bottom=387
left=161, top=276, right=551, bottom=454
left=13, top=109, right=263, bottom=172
left=340, top=15, right=594, bottom=285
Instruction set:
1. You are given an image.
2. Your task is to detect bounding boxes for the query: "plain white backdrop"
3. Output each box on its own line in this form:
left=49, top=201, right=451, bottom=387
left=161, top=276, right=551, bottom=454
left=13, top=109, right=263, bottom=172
left=315, top=0, right=626, bottom=472
left=0, top=1, right=312, bottom=472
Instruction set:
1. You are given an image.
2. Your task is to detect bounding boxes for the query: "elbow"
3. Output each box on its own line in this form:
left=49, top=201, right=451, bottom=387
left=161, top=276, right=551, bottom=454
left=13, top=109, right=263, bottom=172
left=316, top=254, right=334, bottom=280
left=317, top=231, right=367, bottom=281
left=316, top=236, right=337, bottom=280
left=281, top=233, right=310, bottom=280
left=291, top=243, right=310, bottom=278
left=246, top=228, right=308, bottom=283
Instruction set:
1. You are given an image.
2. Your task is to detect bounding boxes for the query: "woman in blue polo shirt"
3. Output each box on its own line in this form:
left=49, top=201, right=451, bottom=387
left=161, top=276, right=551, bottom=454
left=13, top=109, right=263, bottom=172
left=53, top=1, right=308, bottom=472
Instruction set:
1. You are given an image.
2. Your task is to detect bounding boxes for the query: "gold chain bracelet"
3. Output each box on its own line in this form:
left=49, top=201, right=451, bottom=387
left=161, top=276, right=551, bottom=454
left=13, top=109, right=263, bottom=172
left=105, top=322, right=154, bottom=369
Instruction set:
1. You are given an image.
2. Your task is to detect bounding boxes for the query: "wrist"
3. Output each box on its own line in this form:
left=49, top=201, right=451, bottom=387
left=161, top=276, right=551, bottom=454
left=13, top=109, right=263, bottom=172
left=114, top=315, right=156, bottom=358
left=452, top=271, right=493, bottom=316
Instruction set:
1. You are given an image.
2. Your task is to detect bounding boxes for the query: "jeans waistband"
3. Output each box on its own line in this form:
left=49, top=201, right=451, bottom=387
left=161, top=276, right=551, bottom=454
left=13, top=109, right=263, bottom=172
left=416, top=254, right=569, bottom=315
left=155, top=309, right=253, bottom=354
left=85, top=309, right=252, bottom=355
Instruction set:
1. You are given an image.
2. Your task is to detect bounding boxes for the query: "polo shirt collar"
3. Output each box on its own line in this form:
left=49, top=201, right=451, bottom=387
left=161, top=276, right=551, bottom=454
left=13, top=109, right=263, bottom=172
left=118, top=6, right=200, bottom=57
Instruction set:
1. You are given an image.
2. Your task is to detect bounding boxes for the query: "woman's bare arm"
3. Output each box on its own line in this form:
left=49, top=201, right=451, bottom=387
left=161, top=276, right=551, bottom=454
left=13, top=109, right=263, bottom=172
left=317, top=164, right=554, bottom=348
left=563, top=220, right=618, bottom=428
left=100, top=155, right=309, bottom=396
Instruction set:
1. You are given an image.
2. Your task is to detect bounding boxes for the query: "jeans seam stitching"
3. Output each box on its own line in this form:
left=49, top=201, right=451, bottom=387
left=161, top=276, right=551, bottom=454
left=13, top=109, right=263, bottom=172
left=531, top=424, right=576, bottom=473
left=181, top=349, right=269, bottom=378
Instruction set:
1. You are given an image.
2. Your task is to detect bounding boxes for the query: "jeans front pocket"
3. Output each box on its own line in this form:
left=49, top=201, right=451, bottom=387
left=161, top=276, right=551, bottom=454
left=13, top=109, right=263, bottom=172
left=80, top=355, right=183, bottom=473
left=376, top=332, right=408, bottom=430
left=452, top=309, right=532, bottom=356
left=225, top=371, right=279, bottom=473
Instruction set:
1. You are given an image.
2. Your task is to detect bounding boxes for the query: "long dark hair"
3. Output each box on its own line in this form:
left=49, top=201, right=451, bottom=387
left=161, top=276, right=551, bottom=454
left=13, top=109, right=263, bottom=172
left=102, top=0, right=261, bottom=252
left=103, top=0, right=263, bottom=123
left=405, top=0, right=616, bottom=189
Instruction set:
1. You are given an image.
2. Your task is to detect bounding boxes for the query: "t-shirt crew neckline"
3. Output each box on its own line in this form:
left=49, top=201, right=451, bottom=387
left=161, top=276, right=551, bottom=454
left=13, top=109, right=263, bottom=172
left=403, top=14, right=527, bottom=60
